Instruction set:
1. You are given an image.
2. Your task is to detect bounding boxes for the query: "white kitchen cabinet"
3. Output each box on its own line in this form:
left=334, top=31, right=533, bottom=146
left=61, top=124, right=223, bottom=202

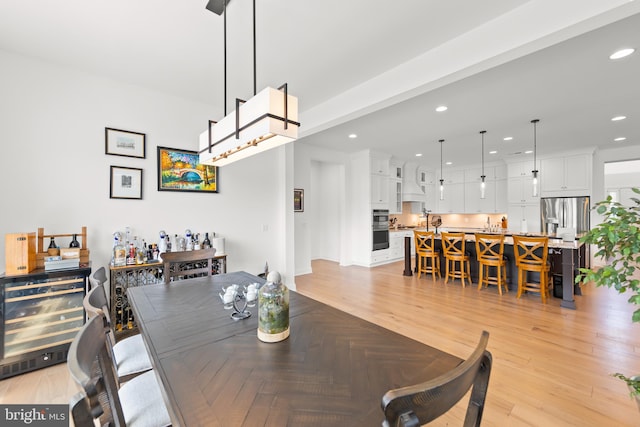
left=495, top=179, right=508, bottom=213
left=507, top=176, right=540, bottom=204
left=437, top=183, right=464, bottom=213
left=464, top=181, right=496, bottom=213
left=494, top=165, right=508, bottom=181
left=371, top=174, right=389, bottom=208
left=389, top=230, right=414, bottom=261
left=371, top=154, right=389, bottom=176
left=540, top=154, right=591, bottom=196
left=464, top=166, right=495, bottom=183
left=389, top=179, right=402, bottom=214
left=507, top=204, right=540, bottom=232
left=508, top=160, right=539, bottom=178
left=438, top=169, right=464, bottom=185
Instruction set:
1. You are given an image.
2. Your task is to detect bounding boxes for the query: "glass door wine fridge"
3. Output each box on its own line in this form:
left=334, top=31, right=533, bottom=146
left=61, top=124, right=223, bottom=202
left=0, top=265, right=90, bottom=379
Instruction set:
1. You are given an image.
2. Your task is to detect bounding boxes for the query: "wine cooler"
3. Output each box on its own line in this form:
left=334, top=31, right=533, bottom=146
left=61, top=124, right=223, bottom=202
left=0, top=266, right=90, bottom=379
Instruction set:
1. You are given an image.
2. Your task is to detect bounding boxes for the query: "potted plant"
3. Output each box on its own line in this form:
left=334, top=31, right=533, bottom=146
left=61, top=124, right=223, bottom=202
left=576, top=187, right=640, bottom=408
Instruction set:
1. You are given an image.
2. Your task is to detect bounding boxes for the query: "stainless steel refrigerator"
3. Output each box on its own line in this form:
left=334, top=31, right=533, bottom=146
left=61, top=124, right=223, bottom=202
left=540, top=196, right=590, bottom=235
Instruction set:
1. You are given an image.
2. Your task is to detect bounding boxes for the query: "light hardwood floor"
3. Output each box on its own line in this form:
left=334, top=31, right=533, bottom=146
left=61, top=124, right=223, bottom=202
left=0, top=259, right=638, bottom=426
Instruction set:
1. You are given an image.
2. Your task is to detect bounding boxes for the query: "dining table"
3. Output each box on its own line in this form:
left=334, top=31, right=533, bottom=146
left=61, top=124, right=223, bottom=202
left=126, top=271, right=462, bottom=426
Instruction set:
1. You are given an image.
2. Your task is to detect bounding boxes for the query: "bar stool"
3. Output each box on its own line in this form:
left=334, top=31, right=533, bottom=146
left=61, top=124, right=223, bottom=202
left=441, top=232, right=472, bottom=287
left=474, top=233, right=508, bottom=295
left=513, top=235, right=551, bottom=303
left=414, top=230, right=441, bottom=282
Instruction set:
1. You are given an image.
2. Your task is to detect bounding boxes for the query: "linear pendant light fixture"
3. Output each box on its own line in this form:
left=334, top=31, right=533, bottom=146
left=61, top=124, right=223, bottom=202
left=199, top=0, right=300, bottom=167
left=439, top=139, right=445, bottom=200
left=479, top=130, right=487, bottom=199
left=531, top=119, right=540, bottom=197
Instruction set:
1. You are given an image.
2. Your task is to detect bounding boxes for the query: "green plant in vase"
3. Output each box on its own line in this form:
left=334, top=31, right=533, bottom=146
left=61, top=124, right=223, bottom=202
left=576, top=188, right=640, bottom=404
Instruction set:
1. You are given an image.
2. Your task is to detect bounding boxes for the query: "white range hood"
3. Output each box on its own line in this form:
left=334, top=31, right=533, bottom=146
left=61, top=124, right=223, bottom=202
left=402, top=162, right=425, bottom=202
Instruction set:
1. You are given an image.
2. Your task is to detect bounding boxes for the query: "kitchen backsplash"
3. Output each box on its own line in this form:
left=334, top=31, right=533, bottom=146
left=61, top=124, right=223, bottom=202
left=390, top=205, right=506, bottom=230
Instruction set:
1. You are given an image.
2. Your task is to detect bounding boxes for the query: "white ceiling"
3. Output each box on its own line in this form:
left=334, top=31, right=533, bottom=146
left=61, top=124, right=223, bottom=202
left=1, top=0, right=639, bottom=170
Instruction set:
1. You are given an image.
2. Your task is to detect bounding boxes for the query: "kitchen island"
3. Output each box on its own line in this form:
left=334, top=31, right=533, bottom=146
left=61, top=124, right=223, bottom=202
left=406, top=228, right=586, bottom=309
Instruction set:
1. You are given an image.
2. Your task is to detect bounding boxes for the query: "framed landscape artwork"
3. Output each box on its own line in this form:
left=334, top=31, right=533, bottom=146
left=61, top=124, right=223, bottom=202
left=105, top=128, right=146, bottom=158
left=157, top=146, right=218, bottom=193
left=110, top=166, right=142, bottom=200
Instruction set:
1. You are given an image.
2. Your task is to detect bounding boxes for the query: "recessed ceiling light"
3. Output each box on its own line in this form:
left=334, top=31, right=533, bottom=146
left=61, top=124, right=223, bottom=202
left=445, top=161, right=452, bottom=165
left=609, top=48, right=635, bottom=60
left=489, top=150, right=497, bottom=154
left=435, top=105, right=448, bottom=112
left=348, top=133, right=358, bottom=139
left=611, top=115, right=627, bottom=121
left=503, top=137, right=513, bottom=141
left=415, top=153, right=423, bottom=157
left=524, top=150, right=533, bottom=154
left=614, top=137, right=627, bottom=142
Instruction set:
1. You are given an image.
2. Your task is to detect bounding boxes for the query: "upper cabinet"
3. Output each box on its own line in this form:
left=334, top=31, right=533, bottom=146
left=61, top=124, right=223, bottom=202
left=371, top=154, right=389, bottom=176
left=540, top=153, right=591, bottom=197
left=508, top=160, right=539, bottom=178
left=370, top=152, right=390, bottom=208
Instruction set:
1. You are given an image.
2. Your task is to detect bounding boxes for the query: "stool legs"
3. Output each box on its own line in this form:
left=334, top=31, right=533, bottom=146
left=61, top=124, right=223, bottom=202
left=478, top=262, right=508, bottom=295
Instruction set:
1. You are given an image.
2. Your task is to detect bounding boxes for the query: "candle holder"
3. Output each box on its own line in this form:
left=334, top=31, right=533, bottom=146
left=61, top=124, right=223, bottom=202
left=219, top=284, right=258, bottom=321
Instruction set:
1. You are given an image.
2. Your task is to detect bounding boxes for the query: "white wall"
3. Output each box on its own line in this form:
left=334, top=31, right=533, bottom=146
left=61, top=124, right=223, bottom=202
left=0, top=50, right=291, bottom=285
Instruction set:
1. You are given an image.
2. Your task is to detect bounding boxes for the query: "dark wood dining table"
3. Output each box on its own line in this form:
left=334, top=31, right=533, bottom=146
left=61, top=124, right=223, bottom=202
left=127, top=271, right=462, bottom=426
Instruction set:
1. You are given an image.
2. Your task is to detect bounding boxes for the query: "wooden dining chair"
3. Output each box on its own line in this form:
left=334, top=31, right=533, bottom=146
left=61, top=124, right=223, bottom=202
left=83, top=283, right=152, bottom=383
left=67, top=313, right=171, bottom=427
left=513, top=235, right=551, bottom=303
left=475, top=233, right=508, bottom=295
left=161, top=247, right=217, bottom=284
left=441, top=232, right=472, bottom=287
left=414, top=230, right=441, bottom=281
left=381, top=331, right=492, bottom=427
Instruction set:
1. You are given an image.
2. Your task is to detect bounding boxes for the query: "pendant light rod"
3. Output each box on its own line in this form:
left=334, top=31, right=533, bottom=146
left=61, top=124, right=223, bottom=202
left=531, top=119, right=539, bottom=170
left=223, top=0, right=227, bottom=115
left=439, top=139, right=445, bottom=201
left=253, top=0, right=256, bottom=96
left=480, top=130, right=486, bottom=178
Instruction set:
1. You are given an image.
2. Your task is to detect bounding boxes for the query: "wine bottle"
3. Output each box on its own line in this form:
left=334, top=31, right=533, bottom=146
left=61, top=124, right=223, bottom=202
left=203, top=232, right=211, bottom=249
left=69, top=234, right=80, bottom=248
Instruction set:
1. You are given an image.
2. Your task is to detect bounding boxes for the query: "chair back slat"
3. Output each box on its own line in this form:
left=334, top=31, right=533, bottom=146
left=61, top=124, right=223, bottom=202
left=382, top=331, right=492, bottom=427
left=161, top=248, right=217, bottom=284
left=67, top=314, right=126, bottom=426
left=84, top=283, right=119, bottom=350
left=513, top=236, right=549, bottom=268
left=442, top=232, right=466, bottom=258
left=475, top=233, right=505, bottom=261
left=414, top=231, right=436, bottom=254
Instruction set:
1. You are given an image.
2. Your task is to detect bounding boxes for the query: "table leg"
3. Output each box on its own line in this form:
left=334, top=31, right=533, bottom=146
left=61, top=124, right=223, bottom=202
left=561, top=247, right=577, bottom=309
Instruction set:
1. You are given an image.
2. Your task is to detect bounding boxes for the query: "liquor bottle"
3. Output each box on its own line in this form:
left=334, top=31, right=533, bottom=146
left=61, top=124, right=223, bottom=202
left=127, top=243, right=136, bottom=265
left=47, top=237, right=59, bottom=256
left=113, top=235, right=126, bottom=266
left=202, top=232, right=211, bottom=249
left=257, top=271, right=290, bottom=343
left=69, top=234, right=80, bottom=248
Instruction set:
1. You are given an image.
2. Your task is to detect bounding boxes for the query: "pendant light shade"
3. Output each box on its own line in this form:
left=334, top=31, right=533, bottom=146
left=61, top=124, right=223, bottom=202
left=479, top=130, right=487, bottom=199
left=531, top=119, right=540, bottom=197
left=439, top=139, right=445, bottom=201
left=199, top=0, right=300, bottom=167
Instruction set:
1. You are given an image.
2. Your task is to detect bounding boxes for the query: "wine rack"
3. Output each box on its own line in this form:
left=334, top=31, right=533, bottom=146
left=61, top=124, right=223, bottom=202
left=109, top=255, right=227, bottom=340
left=0, top=265, right=91, bottom=379
left=36, top=226, right=90, bottom=268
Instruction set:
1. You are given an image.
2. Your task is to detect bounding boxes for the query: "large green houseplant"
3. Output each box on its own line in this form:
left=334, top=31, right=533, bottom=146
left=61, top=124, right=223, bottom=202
left=576, top=188, right=640, bottom=403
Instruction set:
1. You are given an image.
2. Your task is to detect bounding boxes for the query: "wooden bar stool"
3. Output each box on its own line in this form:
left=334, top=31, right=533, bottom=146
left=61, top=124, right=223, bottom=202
left=414, top=230, right=441, bottom=281
left=441, top=232, right=472, bottom=287
left=513, top=235, right=551, bottom=303
left=474, top=233, right=508, bottom=295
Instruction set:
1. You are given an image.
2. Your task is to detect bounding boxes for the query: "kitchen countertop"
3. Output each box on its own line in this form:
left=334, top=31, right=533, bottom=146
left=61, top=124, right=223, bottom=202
left=389, top=227, right=585, bottom=250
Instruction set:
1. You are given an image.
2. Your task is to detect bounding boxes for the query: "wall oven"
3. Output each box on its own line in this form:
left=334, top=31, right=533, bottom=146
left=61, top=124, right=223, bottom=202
left=372, top=209, right=390, bottom=251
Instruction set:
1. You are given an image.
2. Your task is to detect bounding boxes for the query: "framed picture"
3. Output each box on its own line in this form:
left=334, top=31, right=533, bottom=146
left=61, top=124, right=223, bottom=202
left=294, top=188, right=304, bottom=212
left=110, top=166, right=143, bottom=199
left=157, top=146, right=218, bottom=193
left=105, top=127, right=146, bottom=158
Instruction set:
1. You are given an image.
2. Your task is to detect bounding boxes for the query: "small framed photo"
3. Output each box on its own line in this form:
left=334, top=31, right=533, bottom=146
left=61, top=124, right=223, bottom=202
left=105, top=127, right=146, bottom=158
left=294, top=188, right=304, bottom=212
left=110, top=166, right=143, bottom=200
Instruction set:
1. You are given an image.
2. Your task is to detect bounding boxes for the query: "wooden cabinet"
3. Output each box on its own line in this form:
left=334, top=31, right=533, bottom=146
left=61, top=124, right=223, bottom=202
left=540, top=154, right=591, bottom=196
left=109, top=255, right=227, bottom=339
left=1, top=266, right=90, bottom=379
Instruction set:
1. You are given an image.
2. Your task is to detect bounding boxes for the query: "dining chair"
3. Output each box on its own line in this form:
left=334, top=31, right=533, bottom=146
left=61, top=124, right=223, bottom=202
left=513, top=235, right=551, bottom=303
left=441, top=232, right=472, bottom=287
left=475, top=233, right=508, bottom=295
left=89, top=266, right=108, bottom=289
left=161, top=247, right=217, bottom=284
left=83, top=283, right=152, bottom=383
left=381, top=330, right=492, bottom=427
left=414, top=230, right=441, bottom=282
left=67, top=313, right=171, bottom=427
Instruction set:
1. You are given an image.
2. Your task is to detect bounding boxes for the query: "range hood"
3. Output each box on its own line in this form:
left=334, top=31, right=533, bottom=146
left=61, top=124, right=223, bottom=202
left=402, top=162, right=425, bottom=202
